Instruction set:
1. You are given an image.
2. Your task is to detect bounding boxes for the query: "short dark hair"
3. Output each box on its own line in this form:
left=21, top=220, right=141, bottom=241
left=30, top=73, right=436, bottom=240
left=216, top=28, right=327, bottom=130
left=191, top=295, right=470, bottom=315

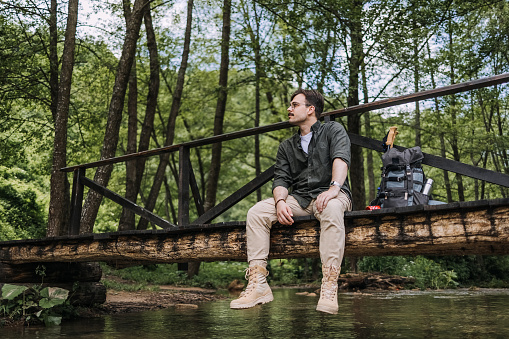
left=290, top=89, right=324, bottom=119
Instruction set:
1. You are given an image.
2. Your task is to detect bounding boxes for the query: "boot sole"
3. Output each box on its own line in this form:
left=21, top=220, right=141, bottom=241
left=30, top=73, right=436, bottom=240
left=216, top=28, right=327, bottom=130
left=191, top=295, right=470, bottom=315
left=316, top=303, right=338, bottom=314
left=230, top=292, right=274, bottom=309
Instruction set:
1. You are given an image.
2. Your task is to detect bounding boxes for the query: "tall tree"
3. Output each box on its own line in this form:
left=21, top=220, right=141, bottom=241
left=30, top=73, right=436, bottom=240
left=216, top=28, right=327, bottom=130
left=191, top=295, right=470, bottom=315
left=361, top=57, right=375, bottom=203
left=49, top=0, right=58, bottom=120
left=80, top=0, right=149, bottom=234
left=447, top=16, right=465, bottom=202
left=203, top=0, right=232, bottom=212
left=136, top=0, right=194, bottom=231
left=47, top=0, right=79, bottom=237
left=346, top=0, right=366, bottom=210
left=427, top=41, right=453, bottom=202
left=412, top=0, right=422, bottom=147
left=119, top=3, right=160, bottom=231
left=119, top=0, right=139, bottom=231
left=240, top=0, right=263, bottom=201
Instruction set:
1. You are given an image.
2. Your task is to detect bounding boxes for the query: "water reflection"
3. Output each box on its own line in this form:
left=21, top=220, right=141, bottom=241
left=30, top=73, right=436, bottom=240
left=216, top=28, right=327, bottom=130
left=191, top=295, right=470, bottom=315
left=2, top=289, right=509, bottom=338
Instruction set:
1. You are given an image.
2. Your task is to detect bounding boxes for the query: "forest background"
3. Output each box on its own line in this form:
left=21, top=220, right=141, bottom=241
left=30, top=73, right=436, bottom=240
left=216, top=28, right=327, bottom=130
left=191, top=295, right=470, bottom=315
left=1, top=0, right=508, bottom=288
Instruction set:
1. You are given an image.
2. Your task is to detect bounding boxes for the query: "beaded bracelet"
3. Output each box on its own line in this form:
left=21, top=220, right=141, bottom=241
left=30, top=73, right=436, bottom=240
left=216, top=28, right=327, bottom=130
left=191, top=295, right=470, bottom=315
left=275, top=198, right=286, bottom=206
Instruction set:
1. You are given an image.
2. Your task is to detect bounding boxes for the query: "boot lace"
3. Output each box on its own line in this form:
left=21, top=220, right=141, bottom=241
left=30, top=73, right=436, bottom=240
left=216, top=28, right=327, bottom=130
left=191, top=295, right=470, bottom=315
left=321, top=266, right=339, bottom=301
left=239, top=267, right=267, bottom=297
left=321, top=281, right=338, bottom=301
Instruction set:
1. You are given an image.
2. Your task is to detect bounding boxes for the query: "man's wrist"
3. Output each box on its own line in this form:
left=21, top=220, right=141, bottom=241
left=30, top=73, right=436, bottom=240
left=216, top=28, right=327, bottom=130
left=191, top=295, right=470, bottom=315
left=275, top=198, right=286, bottom=207
left=330, top=181, right=342, bottom=188
left=328, top=184, right=341, bottom=195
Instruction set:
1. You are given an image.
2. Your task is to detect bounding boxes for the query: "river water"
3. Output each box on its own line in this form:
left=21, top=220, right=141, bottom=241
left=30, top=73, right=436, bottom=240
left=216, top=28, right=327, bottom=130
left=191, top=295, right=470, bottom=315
left=3, top=288, right=509, bottom=338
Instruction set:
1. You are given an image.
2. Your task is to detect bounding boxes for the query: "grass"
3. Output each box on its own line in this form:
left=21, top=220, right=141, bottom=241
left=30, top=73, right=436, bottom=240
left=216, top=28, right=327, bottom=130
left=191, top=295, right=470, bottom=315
left=102, top=257, right=509, bottom=291
left=100, top=260, right=320, bottom=291
left=100, top=262, right=250, bottom=291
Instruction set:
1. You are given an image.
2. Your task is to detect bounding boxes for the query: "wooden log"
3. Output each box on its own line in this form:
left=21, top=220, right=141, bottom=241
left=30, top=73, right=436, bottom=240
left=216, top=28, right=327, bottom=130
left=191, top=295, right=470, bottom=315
left=0, top=199, right=508, bottom=264
left=0, top=262, right=102, bottom=283
left=0, top=282, right=106, bottom=306
left=338, top=273, right=415, bottom=290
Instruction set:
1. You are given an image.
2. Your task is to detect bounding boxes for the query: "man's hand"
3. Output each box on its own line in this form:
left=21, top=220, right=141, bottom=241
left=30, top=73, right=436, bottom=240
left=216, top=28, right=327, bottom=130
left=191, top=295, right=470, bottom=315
left=315, top=185, right=340, bottom=213
left=276, top=200, right=294, bottom=225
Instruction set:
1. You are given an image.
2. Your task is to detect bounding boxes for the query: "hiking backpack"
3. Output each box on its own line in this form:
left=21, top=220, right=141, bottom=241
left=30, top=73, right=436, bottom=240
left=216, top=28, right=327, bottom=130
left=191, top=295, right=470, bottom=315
left=371, top=146, right=429, bottom=208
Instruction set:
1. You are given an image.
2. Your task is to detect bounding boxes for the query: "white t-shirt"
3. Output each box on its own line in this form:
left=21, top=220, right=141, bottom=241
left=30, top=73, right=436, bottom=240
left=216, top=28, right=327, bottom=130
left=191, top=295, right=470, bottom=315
left=300, top=132, right=313, bottom=154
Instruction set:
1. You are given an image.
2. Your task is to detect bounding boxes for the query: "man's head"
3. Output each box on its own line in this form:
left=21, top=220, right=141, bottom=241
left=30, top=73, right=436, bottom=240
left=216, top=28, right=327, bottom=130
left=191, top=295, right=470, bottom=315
left=290, top=89, right=324, bottom=119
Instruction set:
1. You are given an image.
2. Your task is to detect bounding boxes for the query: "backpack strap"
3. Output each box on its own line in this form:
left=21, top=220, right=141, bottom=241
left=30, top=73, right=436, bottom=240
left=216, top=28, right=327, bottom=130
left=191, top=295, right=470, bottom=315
left=405, top=164, right=413, bottom=204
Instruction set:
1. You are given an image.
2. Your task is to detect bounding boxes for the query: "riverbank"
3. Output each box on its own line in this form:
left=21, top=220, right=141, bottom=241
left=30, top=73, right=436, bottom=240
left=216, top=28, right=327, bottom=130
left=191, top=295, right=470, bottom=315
left=96, top=272, right=415, bottom=315
left=91, top=271, right=417, bottom=315
left=99, top=285, right=227, bottom=314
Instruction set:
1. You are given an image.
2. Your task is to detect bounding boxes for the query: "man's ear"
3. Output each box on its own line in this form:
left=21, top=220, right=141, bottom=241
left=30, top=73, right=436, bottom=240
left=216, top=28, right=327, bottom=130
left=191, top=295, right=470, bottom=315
left=307, top=105, right=315, bottom=117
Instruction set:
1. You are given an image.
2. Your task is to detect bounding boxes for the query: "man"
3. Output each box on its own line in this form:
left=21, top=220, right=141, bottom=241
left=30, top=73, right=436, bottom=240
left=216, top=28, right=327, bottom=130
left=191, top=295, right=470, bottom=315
left=230, top=89, right=352, bottom=314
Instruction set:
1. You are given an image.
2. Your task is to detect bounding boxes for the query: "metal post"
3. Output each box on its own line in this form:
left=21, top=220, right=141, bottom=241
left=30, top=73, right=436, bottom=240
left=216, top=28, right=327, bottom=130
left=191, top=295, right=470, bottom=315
left=178, top=146, right=190, bottom=226
left=69, top=167, right=85, bottom=235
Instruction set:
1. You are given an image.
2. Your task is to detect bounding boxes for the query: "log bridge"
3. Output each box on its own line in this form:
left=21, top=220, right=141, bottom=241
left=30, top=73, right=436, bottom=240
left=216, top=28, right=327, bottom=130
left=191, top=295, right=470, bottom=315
left=0, top=198, right=508, bottom=266
left=1, top=74, right=509, bottom=274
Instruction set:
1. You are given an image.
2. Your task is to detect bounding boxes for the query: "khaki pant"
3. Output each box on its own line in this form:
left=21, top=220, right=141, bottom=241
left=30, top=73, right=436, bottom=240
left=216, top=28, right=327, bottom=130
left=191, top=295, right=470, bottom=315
left=246, top=190, right=352, bottom=267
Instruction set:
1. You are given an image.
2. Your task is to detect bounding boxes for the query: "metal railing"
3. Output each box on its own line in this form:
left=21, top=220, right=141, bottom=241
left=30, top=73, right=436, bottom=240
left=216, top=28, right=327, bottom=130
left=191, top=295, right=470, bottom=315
left=62, top=73, right=509, bottom=235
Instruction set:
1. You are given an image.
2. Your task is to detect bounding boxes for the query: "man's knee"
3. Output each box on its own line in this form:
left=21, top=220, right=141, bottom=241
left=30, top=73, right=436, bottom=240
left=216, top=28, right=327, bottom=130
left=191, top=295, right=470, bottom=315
left=247, top=199, right=276, bottom=227
left=317, top=197, right=350, bottom=224
left=323, top=197, right=349, bottom=215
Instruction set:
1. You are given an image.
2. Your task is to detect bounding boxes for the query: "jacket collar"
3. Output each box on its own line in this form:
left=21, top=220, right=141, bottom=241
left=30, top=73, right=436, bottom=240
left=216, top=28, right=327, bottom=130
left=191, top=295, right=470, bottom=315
left=293, top=121, right=321, bottom=150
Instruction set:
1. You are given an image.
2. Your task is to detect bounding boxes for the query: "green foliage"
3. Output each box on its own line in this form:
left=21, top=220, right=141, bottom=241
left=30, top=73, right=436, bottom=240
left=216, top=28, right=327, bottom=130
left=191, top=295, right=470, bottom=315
left=1, top=284, right=70, bottom=326
left=401, top=257, right=459, bottom=290
left=359, top=256, right=453, bottom=289
left=359, top=256, right=458, bottom=289
left=0, top=0, right=508, bottom=285
left=358, top=255, right=509, bottom=289
left=1, top=285, right=28, bottom=300
left=268, top=260, right=301, bottom=285
left=102, top=262, right=249, bottom=290
left=430, top=255, right=509, bottom=287
left=0, top=166, right=46, bottom=240
left=39, top=287, right=69, bottom=309
left=190, top=262, right=249, bottom=288
left=101, top=279, right=155, bottom=292
left=102, top=263, right=189, bottom=287
left=103, top=260, right=322, bottom=290
left=357, top=256, right=409, bottom=275
left=103, top=255, right=509, bottom=291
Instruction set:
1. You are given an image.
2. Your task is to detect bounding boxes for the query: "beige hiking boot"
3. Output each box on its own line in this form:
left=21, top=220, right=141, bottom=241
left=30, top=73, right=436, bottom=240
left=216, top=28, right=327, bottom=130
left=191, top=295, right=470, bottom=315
left=316, top=265, right=340, bottom=314
left=230, top=265, right=273, bottom=309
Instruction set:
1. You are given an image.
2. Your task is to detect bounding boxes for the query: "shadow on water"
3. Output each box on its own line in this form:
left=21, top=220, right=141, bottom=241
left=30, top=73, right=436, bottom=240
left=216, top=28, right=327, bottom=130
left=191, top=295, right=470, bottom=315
left=3, top=288, right=509, bottom=338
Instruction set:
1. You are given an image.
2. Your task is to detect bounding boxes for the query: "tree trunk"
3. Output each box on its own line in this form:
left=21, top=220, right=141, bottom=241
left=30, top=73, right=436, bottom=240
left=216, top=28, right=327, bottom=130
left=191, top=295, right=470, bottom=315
left=191, top=0, right=230, bottom=278
left=137, top=0, right=194, bottom=230
left=80, top=0, right=149, bottom=234
left=448, top=19, right=464, bottom=202
left=428, top=42, right=452, bottom=202
left=361, top=55, right=375, bottom=203
left=413, top=38, right=421, bottom=147
left=135, top=7, right=160, bottom=192
left=120, top=5, right=160, bottom=231
left=412, top=5, right=421, bottom=147
left=49, top=0, right=58, bottom=121
left=241, top=0, right=262, bottom=201
left=119, top=0, right=139, bottom=231
left=254, top=36, right=261, bottom=202
left=47, top=0, right=79, bottom=237
left=204, top=0, right=232, bottom=212
left=440, top=132, right=453, bottom=202
left=346, top=0, right=365, bottom=210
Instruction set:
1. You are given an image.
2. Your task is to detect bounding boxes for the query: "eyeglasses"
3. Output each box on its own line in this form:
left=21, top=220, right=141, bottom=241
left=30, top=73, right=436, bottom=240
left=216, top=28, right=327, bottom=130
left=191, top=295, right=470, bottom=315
left=289, top=102, right=310, bottom=109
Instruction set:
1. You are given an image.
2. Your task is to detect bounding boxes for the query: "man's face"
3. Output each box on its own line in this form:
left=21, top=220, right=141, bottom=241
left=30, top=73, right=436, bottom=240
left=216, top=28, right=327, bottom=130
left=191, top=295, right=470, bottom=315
left=287, top=94, right=312, bottom=125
